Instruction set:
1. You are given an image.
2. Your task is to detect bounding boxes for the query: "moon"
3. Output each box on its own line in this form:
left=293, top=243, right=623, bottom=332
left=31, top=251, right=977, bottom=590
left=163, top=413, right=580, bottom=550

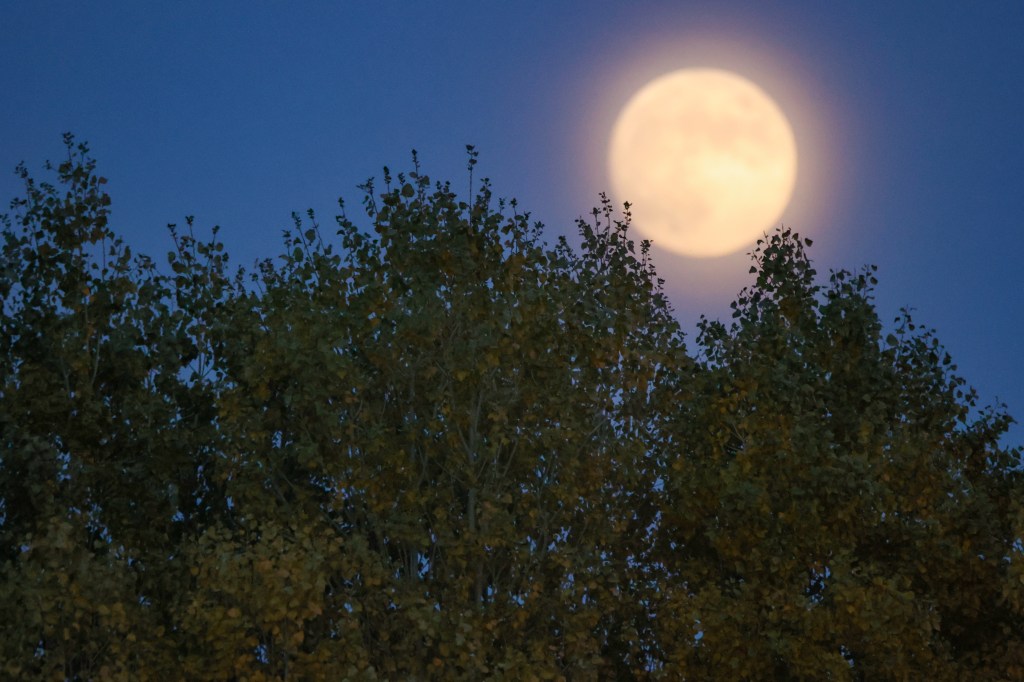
left=608, top=68, right=797, bottom=258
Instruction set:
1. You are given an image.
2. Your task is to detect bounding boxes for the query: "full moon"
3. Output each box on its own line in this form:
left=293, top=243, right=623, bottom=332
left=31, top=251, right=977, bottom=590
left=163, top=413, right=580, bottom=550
left=608, top=68, right=797, bottom=258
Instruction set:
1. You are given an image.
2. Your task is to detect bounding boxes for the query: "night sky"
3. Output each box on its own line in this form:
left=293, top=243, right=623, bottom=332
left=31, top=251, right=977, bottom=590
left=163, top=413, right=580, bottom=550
left=3, top=2, right=1022, bottom=445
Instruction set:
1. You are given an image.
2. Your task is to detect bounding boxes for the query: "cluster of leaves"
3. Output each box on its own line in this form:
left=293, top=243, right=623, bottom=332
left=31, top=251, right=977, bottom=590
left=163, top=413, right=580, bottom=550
left=1, top=137, right=1021, bottom=680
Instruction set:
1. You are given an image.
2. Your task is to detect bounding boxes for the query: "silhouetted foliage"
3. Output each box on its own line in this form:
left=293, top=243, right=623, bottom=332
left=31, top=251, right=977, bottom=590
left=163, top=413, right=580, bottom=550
left=1, top=136, right=1021, bottom=679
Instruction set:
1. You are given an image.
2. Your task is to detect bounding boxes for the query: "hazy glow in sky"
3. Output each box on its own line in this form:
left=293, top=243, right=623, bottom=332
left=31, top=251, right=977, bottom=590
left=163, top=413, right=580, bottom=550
left=2, top=2, right=1022, bottom=443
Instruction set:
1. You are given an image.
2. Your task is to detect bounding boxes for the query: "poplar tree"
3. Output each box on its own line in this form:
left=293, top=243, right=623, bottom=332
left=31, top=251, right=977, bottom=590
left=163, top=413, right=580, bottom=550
left=1, top=137, right=1020, bottom=679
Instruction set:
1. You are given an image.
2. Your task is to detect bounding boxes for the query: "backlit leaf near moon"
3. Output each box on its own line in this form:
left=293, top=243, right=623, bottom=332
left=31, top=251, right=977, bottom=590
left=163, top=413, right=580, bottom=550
left=608, top=68, right=798, bottom=258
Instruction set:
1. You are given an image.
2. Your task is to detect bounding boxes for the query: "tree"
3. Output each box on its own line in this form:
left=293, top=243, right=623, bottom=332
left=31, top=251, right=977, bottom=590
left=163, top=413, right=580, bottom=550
left=651, top=233, right=1024, bottom=678
left=0, top=136, right=1020, bottom=679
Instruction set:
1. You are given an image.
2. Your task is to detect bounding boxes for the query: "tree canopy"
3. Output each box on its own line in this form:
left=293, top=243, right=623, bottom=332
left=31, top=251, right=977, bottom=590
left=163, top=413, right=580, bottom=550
left=1, top=136, right=1021, bottom=680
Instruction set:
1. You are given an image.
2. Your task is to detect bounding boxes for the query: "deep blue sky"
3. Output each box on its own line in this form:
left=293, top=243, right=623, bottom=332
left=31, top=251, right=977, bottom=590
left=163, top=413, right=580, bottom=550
left=3, top=2, right=1022, bottom=444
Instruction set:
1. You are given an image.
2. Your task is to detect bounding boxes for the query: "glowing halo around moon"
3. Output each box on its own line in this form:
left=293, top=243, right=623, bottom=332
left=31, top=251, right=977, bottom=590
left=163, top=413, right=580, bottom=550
left=608, top=68, right=798, bottom=258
